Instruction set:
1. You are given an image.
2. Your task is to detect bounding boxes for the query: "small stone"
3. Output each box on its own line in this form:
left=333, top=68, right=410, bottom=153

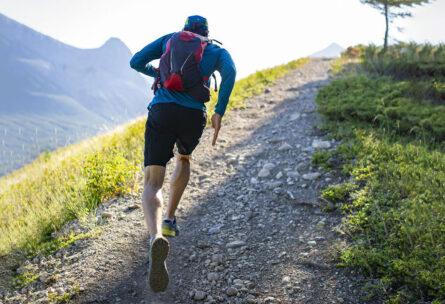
left=226, top=287, right=238, bottom=296
left=197, top=242, right=210, bottom=249
left=258, top=168, right=270, bottom=178
left=226, top=240, right=246, bottom=248
left=287, top=171, right=300, bottom=178
left=40, top=272, right=48, bottom=283
left=263, top=163, right=275, bottom=170
left=269, top=137, right=283, bottom=144
left=328, top=157, right=339, bottom=165
left=101, top=212, right=113, bottom=219
left=278, top=143, right=292, bottom=151
left=250, top=177, right=258, bottom=184
left=275, top=171, right=283, bottom=179
left=227, top=157, right=238, bottom=165
left=302, top=173, right=321, bottom=180
left=312, top=140, right=331, bottom=149
left=308, top=240, right=317, bottom=246
left=207, top=272, right=219, bottom=281
left=128, top=204, right=140, bottom=210
left=211, top=254, right=223, bottom=264
left=282, top=276, right=291, bottom=283
left=289, top=113, right=301, bottom=121
left=208, top=227, right=221, bottom=234
left=194, top=290, right=206, bottom=301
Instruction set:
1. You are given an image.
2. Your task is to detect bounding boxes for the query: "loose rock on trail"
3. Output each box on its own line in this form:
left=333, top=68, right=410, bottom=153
left=1, top=58, right=377, bottom=304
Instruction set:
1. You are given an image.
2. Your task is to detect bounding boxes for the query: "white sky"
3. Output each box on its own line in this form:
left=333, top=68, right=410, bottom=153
left=1, top=0, right=444, bottom=79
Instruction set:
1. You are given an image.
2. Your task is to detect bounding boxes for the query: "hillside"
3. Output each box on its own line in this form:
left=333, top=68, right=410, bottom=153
left=0, top=13, right=151, bottom=176
left=1, top=59, right=376, bottom=304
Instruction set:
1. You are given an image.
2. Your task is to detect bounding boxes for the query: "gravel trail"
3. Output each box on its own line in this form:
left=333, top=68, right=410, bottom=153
left=1, top=58, right=376, bottom=304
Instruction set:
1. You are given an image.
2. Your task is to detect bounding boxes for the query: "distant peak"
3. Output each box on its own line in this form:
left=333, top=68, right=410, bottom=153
left=102, top=37, right=126, bottom=48
left=327, top=42, right=344, bottom=49
left=310, top=42, right=346, bottom=58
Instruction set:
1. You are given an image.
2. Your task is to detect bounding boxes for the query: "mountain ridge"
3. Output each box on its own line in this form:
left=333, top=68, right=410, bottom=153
left=0, top=12, right=151, bottom=176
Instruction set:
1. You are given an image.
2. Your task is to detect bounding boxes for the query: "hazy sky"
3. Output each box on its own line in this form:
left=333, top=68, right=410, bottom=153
left=1, top=0, right=444, bottom=78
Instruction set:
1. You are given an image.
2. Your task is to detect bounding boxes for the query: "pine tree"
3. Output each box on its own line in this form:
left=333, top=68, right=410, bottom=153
left=360, top=0, right=433, bottom=51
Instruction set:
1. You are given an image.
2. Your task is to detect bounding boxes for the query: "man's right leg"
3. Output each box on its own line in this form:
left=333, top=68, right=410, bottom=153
left=166, top=154, right=191, bottom=219
left=142, top=165, right=166, bottom=237
left=162, top=154, right=191, bottom=236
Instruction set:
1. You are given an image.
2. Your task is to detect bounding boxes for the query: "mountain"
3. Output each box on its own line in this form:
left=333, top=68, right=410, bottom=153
left=310, top=43, right=345, bottom=58
left=0, top=13, right=152, bottom=176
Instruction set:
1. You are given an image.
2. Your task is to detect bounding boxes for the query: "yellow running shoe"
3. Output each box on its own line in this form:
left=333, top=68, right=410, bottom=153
left=162, top=217, right=180, bottom=237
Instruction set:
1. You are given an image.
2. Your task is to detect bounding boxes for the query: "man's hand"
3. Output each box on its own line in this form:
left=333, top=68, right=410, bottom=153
left=211, top=113, right=222, bottom=146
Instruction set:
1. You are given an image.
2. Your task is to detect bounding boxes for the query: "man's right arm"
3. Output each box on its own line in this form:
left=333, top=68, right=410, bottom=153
left=129, top=33, right=173, bottom=77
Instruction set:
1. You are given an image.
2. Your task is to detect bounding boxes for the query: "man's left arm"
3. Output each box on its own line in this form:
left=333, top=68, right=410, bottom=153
left=214, top=49, right=237, bottom=116
left=211, top=49, right=236, bottom=146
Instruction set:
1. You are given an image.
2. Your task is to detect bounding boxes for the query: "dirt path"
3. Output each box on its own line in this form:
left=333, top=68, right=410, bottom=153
left=2, top=58, right=375, bottom=304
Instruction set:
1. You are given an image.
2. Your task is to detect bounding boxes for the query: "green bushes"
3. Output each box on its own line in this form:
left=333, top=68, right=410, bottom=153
left=82, top=152, right=138, bottom=209
left=360, top=43, right=445, bottom=80
left=315, top=43, right=445, bottom=303
left=339, top=135, right=445, bottom=303
left=316, top=76, right=445, bottom=141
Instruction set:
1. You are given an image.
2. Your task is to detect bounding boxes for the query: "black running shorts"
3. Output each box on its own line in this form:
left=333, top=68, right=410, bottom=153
left=144, top=103, right=207, bottom=167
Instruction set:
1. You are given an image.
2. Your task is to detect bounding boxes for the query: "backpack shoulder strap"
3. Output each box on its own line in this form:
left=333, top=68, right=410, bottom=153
left=209, top=39, right=223, bottom=46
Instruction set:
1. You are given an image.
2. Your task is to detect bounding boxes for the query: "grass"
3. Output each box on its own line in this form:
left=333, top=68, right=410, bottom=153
left=314, top=44, right=445, bottom=303
left=0, top=120, right=143, bottom=257
left=0, top=57, right=309, bottom=261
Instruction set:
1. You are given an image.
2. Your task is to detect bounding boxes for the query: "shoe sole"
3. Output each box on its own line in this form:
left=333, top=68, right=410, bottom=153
left=149, top=237, right=169, bottom=292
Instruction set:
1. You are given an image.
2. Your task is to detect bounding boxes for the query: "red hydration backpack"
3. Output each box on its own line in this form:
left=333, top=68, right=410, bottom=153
left=155, top=31, right=211, bottom=102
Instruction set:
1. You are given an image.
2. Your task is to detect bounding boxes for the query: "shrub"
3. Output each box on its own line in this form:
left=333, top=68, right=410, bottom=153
left=316, top=43, right=445, bottom=303
left=316, top=76, right=445, bottom=141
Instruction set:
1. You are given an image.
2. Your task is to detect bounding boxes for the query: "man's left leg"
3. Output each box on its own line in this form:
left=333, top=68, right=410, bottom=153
left=160, top=103, right=207, bottom=237
left=162, top=154, right=191, bottom=236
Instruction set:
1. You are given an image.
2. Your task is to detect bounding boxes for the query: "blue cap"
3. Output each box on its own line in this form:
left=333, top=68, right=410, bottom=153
left=184, top=15, right=208, bottom=31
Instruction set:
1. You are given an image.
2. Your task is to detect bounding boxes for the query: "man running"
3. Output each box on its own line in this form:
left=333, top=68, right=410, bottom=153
left=130, top=15, right=236, bottom=292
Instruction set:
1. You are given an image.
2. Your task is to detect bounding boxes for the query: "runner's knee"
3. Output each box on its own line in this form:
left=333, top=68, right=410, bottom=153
left=178, top=154, right=191, bottom=163
left=144, top=166, right=165, bottom=190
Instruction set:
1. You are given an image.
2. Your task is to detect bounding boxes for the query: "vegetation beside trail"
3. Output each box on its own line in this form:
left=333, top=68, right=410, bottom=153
left=0, top=58, right=309, bottom=259
left=315, top=44, right=445, bottom=303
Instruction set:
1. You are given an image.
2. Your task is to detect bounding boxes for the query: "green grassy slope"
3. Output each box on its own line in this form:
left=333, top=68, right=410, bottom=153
left=314, top=44, right=444, bottom=303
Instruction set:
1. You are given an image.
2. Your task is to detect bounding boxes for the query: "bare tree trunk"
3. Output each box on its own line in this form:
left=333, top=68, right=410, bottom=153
left=384, top=0, right=389, bottom=52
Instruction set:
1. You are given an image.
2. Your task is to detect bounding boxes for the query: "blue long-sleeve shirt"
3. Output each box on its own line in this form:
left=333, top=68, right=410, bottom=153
left=130, top=33, right=236, bottom=116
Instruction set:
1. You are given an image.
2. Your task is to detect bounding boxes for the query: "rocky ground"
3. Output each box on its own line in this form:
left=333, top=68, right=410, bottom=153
left=1, top=58, right=377, bottom=304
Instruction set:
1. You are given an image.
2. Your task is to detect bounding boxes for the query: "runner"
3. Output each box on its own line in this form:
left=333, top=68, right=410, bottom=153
left=130, top=15, right=236, bottom=292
